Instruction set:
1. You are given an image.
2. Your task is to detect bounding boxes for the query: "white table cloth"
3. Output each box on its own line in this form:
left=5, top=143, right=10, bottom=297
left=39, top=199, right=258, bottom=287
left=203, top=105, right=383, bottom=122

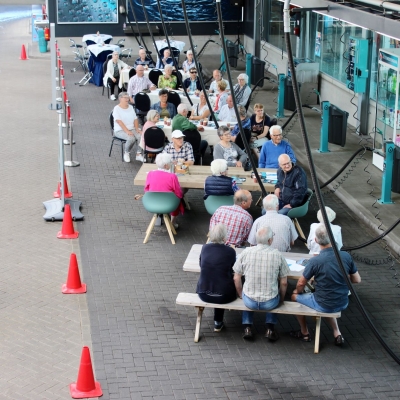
left=120, top=68, right=190, bottom=88
left=87, top=43, right=120, bottom=58
left=82, top=34, right=112, bottom=45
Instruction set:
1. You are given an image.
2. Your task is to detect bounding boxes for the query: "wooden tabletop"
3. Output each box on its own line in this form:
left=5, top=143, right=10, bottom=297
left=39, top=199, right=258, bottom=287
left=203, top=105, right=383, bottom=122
left=183, top=244, right=312, bottom=280
left=133, top=164, right=277, bottom=191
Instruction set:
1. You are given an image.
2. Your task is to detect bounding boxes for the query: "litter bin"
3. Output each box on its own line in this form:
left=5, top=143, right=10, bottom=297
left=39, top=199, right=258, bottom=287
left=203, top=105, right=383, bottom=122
left=226, top=40, right=238, bottom=68
left=251, top=56, right=266, bottom=87
left=328, top=104, right=348, bottom=147
left=392, top=145, right=400, bottom=193
left=284, top=77, right=301, bottom=111
left=38, top=28, right=48, bottom=53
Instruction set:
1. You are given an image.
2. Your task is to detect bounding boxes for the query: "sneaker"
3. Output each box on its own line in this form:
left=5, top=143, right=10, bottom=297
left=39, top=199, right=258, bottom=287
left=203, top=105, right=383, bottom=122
left=110, top=94, right=116, bottom=101
left=135, top=154, right=145, bottom=162
left=214, top=321, right=224, bottom=332
left=123, top=152, right=131, bottom=162
left=242, top=326, right=253, bottom=340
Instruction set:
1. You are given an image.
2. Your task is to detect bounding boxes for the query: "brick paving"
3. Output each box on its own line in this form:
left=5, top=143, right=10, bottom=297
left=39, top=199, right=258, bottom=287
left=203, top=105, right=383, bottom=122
left=1, top=16, right=400, bottom=400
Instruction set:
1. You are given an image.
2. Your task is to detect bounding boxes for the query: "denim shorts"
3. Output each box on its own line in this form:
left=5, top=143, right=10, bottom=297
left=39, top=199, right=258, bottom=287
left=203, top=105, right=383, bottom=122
left=296, top=293, right=347, bottom=313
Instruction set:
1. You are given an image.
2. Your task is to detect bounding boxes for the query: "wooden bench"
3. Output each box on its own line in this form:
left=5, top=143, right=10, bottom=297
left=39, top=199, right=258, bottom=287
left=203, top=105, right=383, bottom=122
left=176, top=293, right=341, bottom=354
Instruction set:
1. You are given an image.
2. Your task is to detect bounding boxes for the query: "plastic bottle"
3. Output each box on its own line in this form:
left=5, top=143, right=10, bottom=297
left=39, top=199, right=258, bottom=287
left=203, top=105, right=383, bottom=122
left=389, top=108, right=394, bottom=126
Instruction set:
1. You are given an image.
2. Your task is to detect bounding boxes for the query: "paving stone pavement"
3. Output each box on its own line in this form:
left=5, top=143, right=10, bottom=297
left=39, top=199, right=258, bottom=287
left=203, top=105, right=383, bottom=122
left=2, top=15, right=400, bottom=400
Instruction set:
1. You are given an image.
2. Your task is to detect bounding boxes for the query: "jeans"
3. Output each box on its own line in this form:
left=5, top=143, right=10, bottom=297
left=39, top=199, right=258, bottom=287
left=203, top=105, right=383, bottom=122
left=200, top=140, right=208, bottom=158
left=296, top=293, right=348, bottom=313
left=242, top=293, right=280, bottom=325
left=198, top=292, right=237, bottom=322
left=278, top=199, right=291, bottom=215
left=114, top=129, right=141, bottom=153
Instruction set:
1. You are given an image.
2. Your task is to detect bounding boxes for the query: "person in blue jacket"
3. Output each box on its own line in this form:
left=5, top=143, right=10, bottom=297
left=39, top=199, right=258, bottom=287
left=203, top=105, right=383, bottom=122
left=204, top=159, right=239, bottom=200
left=258, top=125, right=296, bottom=169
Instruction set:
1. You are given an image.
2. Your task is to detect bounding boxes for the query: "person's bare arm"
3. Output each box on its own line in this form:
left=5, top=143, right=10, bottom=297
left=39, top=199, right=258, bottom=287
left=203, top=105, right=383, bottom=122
left=233, top=273, right=243, bottom=298
left=279, top=277, right=288, bottom=304
left=350, top=271, right=361, bottom=283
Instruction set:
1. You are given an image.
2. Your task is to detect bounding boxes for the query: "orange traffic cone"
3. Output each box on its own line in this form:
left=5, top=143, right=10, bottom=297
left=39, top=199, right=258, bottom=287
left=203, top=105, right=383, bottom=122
left=19, top=44, right=28, bottom=60
left=54, top=172, right=72, bottom=198
left=70, top=347, right=102, bottom=398
left=62, top=253, right=86, bottom=294
left=57, top=204, right=79, bottom=239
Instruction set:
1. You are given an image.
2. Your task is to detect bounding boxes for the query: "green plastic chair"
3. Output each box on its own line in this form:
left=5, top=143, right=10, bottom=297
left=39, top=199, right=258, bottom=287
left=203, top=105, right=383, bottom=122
left=142, top=192, right=181, bottom=244
left=204, top=195, right=234, bottom=215
left=287, top=188, right=313, bottom=241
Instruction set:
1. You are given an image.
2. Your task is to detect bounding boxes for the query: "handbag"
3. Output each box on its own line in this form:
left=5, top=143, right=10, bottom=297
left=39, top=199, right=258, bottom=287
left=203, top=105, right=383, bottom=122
left=243, top=158, right=252, bottom=171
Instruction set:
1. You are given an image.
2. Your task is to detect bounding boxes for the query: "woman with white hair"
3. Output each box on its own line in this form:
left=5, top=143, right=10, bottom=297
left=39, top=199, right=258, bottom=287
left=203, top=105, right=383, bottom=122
left=204, top=159, right=239, bottom=200
left=197, top=223, right=237, bottom=332
left=182, top=50, right=195, bottom=73
left=213, top=125, right=247, bottom=168
left=307, top=207, right=343, bottom=254
left=144, top=153, right=184, bottom=228
left=233, top=73, right=251, bottom=107
left=157, top=64, right=177, bottom=89
left=140, top=110, right=166, bottom=152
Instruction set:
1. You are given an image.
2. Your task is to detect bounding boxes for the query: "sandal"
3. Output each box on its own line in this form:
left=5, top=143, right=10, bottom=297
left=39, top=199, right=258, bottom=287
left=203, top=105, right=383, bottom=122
left=334, top=335, right=344, bottom=346
left=290, top=330, right=312, bottom=342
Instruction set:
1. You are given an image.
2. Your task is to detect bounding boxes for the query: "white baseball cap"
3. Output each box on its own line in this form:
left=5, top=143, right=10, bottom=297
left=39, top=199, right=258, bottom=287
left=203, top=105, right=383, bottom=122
left=171, top=130, right=185, bottom=139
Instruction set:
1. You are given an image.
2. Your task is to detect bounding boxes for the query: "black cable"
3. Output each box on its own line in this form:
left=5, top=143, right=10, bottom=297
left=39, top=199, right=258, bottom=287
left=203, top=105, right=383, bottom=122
left=126, top=0, right=143, bottom=48
left=283, top=0, right=400, bottom=365
left=342, top=218, right=400, bottom=251
left=215, top=0, right=267, bottom=198
left=155, top=0, right=192, bottom=106
left=180, top=0, right=218, bottom=128
left=138, top=0, right=158, bottom=63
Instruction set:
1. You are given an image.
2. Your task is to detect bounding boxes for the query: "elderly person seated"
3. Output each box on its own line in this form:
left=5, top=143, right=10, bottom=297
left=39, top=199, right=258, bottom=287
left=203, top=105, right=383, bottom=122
left=218, top=95, right=237, bottom=123
left=197, top=223, right=238, bottom=332
left=213, top=80, right=229, bottom=113
left=233, top=73, right=251, bottom=107
left=307, top=207, right=343, bottom=255
left=144, top=153, right=184, bottom=228
left=213, top=125, right=247, bottom=168
left=182, top=50, right=195, bottom=73
left=189, top=91, right=211, bottom=121
left=134, top=48, right=155, bottom=69
left=209, top=69, right=230, bottom=93
left=204, top=159, right=239, bottom=200
left=183, top=68, right=202, bottom=92
left=127, top=65, right=156, bottom=104
left=156, top=48, right=174, bottom=69
left=150, top=88, right=177, bottom=119
left=113, top=92, right=143, bottom=163
left=230, top=106, right=251, bottom=146
left=103, top=51, right=131, bottom=101
left=140, top=110, right=166, bottom=152
left=157, top=64, right=177, bottom=90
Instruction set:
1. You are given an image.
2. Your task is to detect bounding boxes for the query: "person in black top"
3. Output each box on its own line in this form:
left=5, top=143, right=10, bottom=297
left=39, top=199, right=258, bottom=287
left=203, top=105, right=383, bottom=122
left=196, top=223, right=238, bottom=332
left=250, top=103, right=271, bottom=142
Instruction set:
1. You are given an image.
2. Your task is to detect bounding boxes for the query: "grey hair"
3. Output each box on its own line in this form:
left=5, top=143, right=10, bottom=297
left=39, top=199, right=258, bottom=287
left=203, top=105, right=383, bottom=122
left=256, top=226, right=274, bottom=244
left=263, top=194, right=279, bottom=211
left=237, top=73, right=249, bottom=84
left=210, top=159, right=228, bottom=175
left=278, top=153, right=291, bottom=165
left=217, top=125, right=230, bottom=137
left=239, top=106, right=247, bottom=118
left=155, top=153, right=172, bottom=169
left=177, top=103, right=188, bottom=114
left=118, top=91, right=128, bottom=99
left=164, top=64, right=173, bottom=72
left=209, top=223, right=227, bottom=244
left=234, top=190, right=249, bottom=205
left=146, top=109, right=159, bottom=122
left=187, top=50, right=193, bottom=55
left=270, top=125, right=283, bottom=135
left=315, top=224, right=331, bottom=246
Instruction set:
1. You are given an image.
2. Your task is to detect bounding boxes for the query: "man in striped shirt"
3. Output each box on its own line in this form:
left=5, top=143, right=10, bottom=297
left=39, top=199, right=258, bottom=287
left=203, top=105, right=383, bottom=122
left=209, top=190, right=253, bottom=247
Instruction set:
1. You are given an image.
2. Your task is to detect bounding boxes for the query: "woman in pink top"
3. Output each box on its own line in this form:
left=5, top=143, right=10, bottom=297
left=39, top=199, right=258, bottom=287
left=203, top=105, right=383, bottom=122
left=140, top=110, right=165, bottom=151
left=144, top=153, right=184, bottom=228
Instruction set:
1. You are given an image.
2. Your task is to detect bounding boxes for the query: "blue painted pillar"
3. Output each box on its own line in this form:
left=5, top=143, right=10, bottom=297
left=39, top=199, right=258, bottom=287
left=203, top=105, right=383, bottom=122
left=318, top=101, right=330, bottom=153
left=276, top=74, right=286, bottom=118
left=379, top=142, right=395, bottom=204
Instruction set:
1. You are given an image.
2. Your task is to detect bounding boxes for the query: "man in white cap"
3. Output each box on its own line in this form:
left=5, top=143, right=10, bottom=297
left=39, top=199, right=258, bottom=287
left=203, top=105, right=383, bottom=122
left=162, top=130, right=194, bottom=165
left=307, top=206, right=342, bottom=255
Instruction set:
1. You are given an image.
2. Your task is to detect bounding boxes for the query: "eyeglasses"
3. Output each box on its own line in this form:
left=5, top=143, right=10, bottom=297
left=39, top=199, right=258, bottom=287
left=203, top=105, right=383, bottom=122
left=190, top=71, right=197, bottom=74
left=272, top=134, right=282, bottom=137
left=121, top=96, right=130, bottom=99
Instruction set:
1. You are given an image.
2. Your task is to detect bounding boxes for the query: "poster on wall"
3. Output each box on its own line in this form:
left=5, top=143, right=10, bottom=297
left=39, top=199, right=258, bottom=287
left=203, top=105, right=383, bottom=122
left=315, top=31, right=321, bottom=57
left=57, top=0, right=118, bottom=24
